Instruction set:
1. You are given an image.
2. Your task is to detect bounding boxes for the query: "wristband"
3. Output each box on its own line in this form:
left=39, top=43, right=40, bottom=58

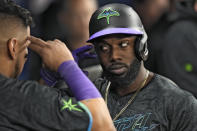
left=58, top=60, right=101, bottom=101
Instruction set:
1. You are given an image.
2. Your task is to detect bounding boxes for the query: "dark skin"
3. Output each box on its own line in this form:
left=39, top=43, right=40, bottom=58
left=94, top=34, right=154, bottom=96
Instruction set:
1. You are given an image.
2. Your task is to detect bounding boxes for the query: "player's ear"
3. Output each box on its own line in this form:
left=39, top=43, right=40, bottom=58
left=7, top=38, right=18, bottom=60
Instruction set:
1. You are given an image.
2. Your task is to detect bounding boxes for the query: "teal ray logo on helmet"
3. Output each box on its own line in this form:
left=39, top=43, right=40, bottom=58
left=97, top=8, right=120, bottom=24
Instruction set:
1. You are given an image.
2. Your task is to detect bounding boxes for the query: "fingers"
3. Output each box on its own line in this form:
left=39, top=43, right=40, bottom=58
left=54, top=39, right=63, bottom=43
left=47, top=39, right=65, bottom=47
left=46, top=40, right=54, bottom=45
left=28, top=43, right=43, bottom=55
left=27, top=36, right=47, bottom=55
left=26, top=36, right=74, bottom=71
left=27, top=36, right=46, bottom=47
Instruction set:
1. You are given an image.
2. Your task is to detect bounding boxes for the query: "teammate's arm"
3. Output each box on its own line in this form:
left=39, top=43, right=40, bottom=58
left=27, top=36, right=115, bottom=131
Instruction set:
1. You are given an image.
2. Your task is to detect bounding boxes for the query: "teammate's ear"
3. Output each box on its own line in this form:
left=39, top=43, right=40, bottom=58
left=7, top=38, right=18, bottom=60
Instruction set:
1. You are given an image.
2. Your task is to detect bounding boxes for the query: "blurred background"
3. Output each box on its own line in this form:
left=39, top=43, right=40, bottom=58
left=15, top=0, right=197, bottom=98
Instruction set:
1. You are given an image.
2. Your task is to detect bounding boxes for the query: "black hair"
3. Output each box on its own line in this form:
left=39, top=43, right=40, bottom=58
left=0, top=0, right=33, bottom=27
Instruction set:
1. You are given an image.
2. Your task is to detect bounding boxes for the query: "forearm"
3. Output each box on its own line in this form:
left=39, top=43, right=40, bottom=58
left=81, top=98, right=116, bottom=131
left=58, top=60, right=115, bottom=131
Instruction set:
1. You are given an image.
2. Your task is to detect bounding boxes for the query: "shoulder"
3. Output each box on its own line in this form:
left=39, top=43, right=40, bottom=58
left=152, top=75, right=197, bottom=129
left=166, top=20, right=197, bottom=39
left=169, top=19, right=197, bottom=30
left=148, top=74, right=197, bottom=114
left=149, top=74, right=197, bottom=111
left=0, top=75, right=41, bottom=94
left=0, top=76, right=91, bottom=130
left=149, top=74, right=194, bottom=99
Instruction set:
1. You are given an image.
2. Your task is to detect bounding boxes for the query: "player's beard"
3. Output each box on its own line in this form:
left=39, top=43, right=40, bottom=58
left=102, top=58, right=141, bottom=89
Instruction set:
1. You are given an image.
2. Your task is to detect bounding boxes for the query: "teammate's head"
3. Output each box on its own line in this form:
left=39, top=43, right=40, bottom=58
left=0, top=0, right=33, bottom=78
left=58, top=0, right=98, bottom=50
left=132, top=0, right=170, bottom=29
left=88, top=3, right=147, bottom=87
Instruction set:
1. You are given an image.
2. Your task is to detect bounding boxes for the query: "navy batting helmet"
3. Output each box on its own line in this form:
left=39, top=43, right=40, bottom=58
left=87, top=3, right=148, bottom=61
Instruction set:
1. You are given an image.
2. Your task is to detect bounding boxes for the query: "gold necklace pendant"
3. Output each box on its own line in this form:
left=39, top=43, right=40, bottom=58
left=105, top=70, right=150, bottom=121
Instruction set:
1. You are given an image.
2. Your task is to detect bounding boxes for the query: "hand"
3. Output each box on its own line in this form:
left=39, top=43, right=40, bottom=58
left=40, top=68, right=61, bottom=87
left=72, top=45, right=97, bottom=63
left=28, top=36, right=74, bottom=71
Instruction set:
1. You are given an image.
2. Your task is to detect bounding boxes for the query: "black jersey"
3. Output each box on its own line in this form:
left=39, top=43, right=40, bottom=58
left=95, top=74, right=197, bottom=131
left=0, top=74, right=91, bottom=131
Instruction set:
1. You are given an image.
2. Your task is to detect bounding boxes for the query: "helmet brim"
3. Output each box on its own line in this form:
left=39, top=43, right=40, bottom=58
left=87, top=28, right=143, bottom=42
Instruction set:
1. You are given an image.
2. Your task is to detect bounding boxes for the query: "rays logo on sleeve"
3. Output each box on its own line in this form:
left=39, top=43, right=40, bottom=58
left=97, top=8, right=120, bottom=24
left=61, top=98, right=83, bottom=112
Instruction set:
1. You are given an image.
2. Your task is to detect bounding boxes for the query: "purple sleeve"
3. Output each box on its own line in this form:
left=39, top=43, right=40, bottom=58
left=58, top=60, right=101, bottom=101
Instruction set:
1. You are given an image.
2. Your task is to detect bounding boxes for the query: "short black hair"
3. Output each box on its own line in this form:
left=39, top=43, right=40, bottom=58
left=0, top=0, right=33, bottom=27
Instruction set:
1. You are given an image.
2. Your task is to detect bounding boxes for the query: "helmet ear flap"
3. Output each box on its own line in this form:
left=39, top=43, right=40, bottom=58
left=134, top=37, right=142, bottom=61
left=134, top=37, right=149, bottom=61
left=141, top=42, right=149, bottom=61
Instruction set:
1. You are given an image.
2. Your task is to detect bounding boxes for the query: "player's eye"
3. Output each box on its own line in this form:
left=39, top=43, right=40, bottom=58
left=99, top=44, right=110, bottom=53
left=119, top=41, right=129, bottom=48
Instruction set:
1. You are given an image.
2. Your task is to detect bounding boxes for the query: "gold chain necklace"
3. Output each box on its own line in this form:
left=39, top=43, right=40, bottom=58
left=105, top=70, right=149, bottom=121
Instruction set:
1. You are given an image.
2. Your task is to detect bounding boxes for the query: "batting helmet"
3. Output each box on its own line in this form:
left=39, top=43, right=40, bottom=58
left=87, top=3, right=148, bottom=61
